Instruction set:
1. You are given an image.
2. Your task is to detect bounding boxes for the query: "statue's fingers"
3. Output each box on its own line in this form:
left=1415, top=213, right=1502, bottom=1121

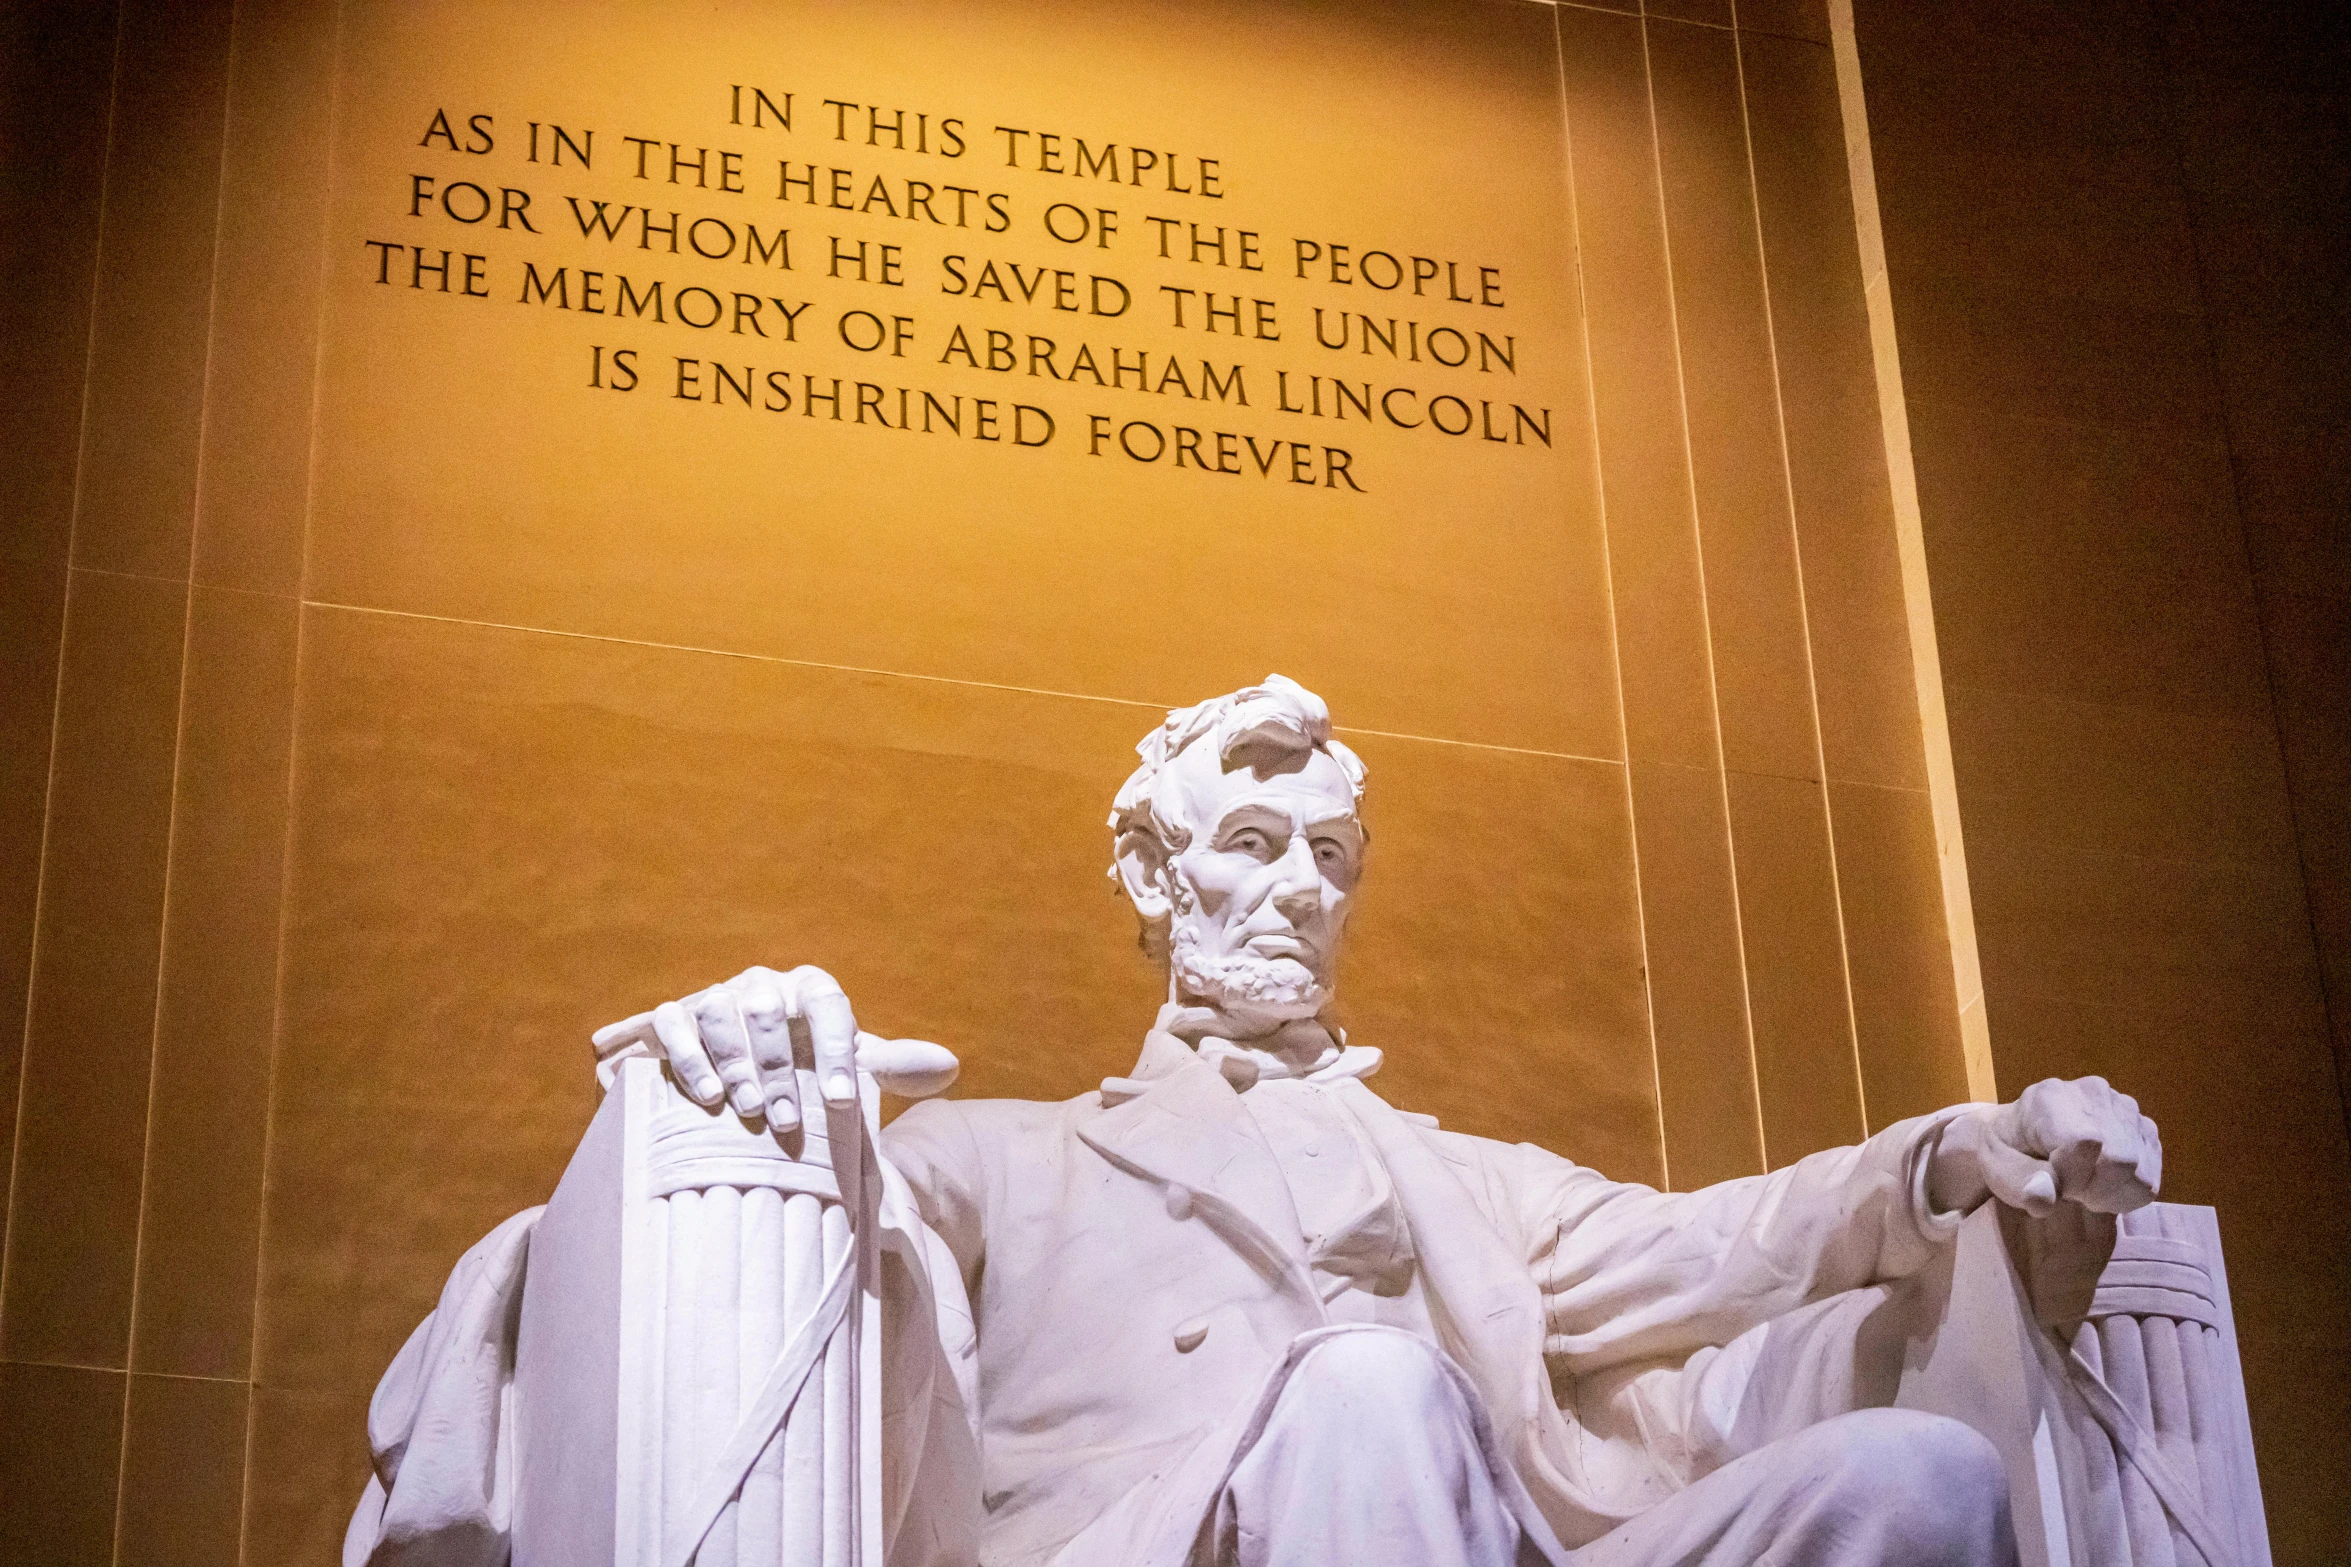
left=736, top=975, right=802, bottom=1133
left=2081, top=1118, right=2160, bottom=1213
left=2043, top=1091, right=2108, bottom=1160
left=2018, top=1076, right=2108, bottom=1159
left=1981, top=1135, right=2060, bottom=1216
left=687, top=986, right=763, bottom=1118
left=788, top=965, right=860, bottom=1107
left=2135, top=1114, right=2164, bottom=1196
left=2048, top=1134, right=2108, bottom=1204
left=2068, top=1131, right=2137, bottom=1213
left=652, top=999, right=725, bottom=1107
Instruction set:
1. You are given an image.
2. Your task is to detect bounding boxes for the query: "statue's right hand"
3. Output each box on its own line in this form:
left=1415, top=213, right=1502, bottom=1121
left=644, top=965, right=863, bottom=1133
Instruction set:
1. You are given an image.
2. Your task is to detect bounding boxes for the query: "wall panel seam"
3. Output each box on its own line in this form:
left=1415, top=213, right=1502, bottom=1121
left=2, top=1355, right=243, bottom=1385
left=1726, top=0, right=1871, bottom=1133
left=241, top=4, right=360, bottom=1553
left=1829, top=0, right=1993, bottom=1094
left=1802, top=776, right=1928, bottom=798
left=296, top=599, right=1608, bottom=763
left=0, top=0, right=130, bottom=1357
left=1550, top=3, right=1672, bottom=1189
left=64, top=563, right=210, bottom=590
left=239, top=585, right=308, bottom=1567
left=113, top=552, right=196, bottom=1567
left=111, top=12, right=242, bottom=1565
left=1639, top=10, right=1773, bottom=1165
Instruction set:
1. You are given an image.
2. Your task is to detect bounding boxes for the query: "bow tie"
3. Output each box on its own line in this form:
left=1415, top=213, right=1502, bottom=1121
left=1098, top=1005, right=1385, bottom=1105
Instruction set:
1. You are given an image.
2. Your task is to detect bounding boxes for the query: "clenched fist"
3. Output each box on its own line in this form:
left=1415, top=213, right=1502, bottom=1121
left=1927, top=1075, right=2162, bottom=1219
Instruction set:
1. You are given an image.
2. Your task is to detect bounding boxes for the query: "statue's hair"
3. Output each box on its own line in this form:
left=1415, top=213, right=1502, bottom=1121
left=1107, top=675, right=1366, bottom=955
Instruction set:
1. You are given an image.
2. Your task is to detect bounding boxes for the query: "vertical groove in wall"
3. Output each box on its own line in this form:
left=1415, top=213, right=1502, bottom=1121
left=113, top=569, right=200, bottom=1567
left=115, top=17, right=245, bottom=1558
left=0, top=0, right=130, bottom=1354
left=1722, top=1, right=1872, bottom=1139
left=1547, top=4, right=1675, bottom=1192
left=1637, top=11, right=1775, bottom=1169
left=1822, top=0, right=1993, bottom=1100
left=1562, top=3, right=1772, bottom=1189
left=238, top=0, right=347, bottom=1555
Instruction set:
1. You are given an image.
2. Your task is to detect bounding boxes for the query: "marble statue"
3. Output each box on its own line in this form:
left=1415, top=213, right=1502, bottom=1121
left=348, top=676, right=2254, bottom=1567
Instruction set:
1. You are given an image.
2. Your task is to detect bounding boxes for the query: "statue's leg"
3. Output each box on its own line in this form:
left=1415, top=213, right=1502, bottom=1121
left=1050, top=1326, right=1564, bottom=1567
left=1568, top=1408, right=2017, bottom=1567
left=1208, top=1327, right=1531, bottom=1567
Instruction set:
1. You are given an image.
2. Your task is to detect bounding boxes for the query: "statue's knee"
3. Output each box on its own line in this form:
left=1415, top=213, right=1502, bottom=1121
left=1260, top=1330, right=1488, bottom=1487
left=1885, top=1410, right=2004, bottom=1503
left=1811, top=1410, right=2007, bottom=1530
left=1284, top=1328, right=1455, bottom=1418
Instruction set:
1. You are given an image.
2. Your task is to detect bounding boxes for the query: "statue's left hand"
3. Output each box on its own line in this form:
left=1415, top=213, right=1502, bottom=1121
left=658, top=964, right=862, bottom=1131
left=592, top=966, right=960, bottom=1130
left=1926, top=1076, right=2162, bottom=1219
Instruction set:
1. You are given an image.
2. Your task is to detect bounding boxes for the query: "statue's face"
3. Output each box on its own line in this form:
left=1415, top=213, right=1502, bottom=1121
left=1158, top=740, right=1365, bottom=1028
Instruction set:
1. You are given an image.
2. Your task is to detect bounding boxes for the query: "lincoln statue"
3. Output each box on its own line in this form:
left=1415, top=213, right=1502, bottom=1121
left=348, top=676, right=2165, bottom=1567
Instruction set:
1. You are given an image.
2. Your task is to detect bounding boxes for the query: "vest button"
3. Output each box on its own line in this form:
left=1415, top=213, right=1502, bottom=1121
left=1165, top=1184, right=1194, bottom=1221
left=1173, top=1317, right=1209, bottom=1353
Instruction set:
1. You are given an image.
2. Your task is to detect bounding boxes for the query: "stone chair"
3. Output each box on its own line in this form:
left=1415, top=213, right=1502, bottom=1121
left=511, top=1056, right=889, bottom=1567
left=1901, top=1198, right=2272, bottom=1567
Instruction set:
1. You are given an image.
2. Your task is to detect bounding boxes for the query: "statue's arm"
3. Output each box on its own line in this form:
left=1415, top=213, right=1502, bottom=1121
left=1510, top=1108, right=1972, bottom=1373
left=1513, top=1070, right=2158, bottom=1377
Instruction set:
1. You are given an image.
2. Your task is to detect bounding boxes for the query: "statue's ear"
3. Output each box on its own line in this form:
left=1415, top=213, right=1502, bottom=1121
left=1112, top=825, right=1174, bottom=925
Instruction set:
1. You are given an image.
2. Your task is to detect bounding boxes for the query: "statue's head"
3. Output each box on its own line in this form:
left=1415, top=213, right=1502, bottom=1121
left=1109, top=675, right=1368, bottom=1034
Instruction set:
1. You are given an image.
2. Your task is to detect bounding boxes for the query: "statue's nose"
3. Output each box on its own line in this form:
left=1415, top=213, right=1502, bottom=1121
left=1269, top=836, right=1323, bottom=916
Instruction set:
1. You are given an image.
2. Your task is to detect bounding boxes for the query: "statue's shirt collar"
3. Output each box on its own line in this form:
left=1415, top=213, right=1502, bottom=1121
left=1099, top=1017, right=1383, bottom=1107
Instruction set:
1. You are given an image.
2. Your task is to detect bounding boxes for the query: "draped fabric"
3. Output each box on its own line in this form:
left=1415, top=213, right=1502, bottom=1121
left=345, top=1208, right=542, bottom=1567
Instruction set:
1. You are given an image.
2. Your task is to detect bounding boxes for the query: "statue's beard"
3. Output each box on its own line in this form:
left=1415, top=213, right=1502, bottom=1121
left=1168, top=923, right=1331, bottom=1025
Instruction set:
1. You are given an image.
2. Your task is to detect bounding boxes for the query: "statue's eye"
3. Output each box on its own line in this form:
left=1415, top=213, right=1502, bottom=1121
left=1229, top=828, right=1272, bottom=858
left=1313, top=840, right=1346, bottom=868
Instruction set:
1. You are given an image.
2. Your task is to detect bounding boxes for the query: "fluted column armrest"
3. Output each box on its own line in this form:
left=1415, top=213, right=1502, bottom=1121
left=513, top=1056, right=884, bottom=1567
left=1896, top=1202, right=2270, bottom=1567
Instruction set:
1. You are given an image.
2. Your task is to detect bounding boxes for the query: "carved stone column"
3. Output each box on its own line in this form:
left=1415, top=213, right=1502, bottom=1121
left=513, top=1058, right=883, bottom=1567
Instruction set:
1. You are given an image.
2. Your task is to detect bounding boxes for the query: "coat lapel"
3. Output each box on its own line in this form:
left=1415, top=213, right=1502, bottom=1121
left=1078, top=1050, right=1319, bottom=1307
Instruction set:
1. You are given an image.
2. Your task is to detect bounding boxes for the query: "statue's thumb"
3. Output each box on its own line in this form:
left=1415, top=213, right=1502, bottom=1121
left=855, top=1034, right=960, bottom=1099
left=1981, top=1135, right=2060, bottom=1215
